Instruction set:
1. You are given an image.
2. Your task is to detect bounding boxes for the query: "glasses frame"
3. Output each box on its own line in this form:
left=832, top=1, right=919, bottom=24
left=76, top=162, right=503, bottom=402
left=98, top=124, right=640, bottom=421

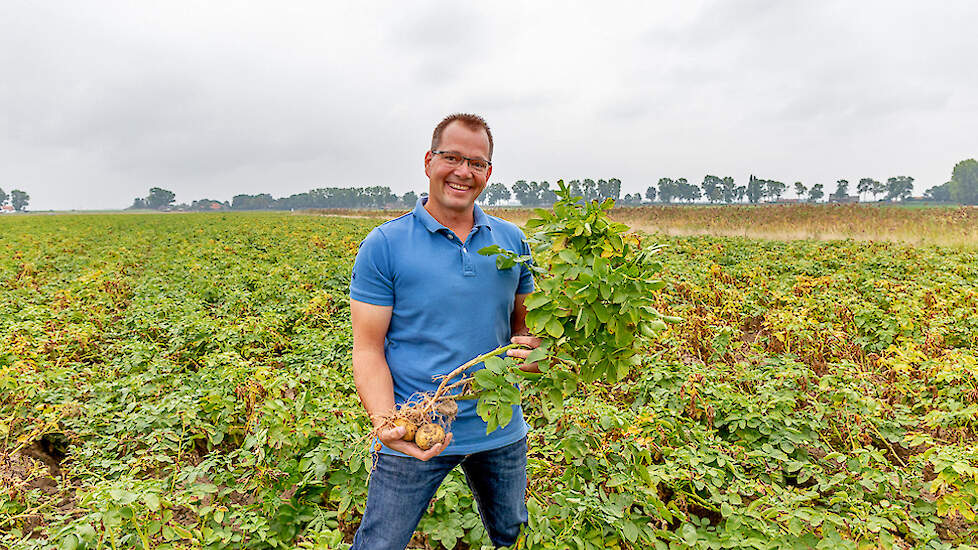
left=430, top=150, right=492, bottom=173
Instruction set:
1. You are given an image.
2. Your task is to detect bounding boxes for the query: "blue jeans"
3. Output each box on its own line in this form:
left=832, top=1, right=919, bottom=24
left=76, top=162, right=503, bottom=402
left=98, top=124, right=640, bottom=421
left=351, top=437, right=528, bottom=549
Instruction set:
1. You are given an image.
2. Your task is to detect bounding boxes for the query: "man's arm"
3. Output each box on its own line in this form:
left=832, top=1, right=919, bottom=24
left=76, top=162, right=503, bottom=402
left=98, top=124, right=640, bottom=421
left=508, top=293, right=543, bottom=372
left=351, top=298, right=452, bottom=460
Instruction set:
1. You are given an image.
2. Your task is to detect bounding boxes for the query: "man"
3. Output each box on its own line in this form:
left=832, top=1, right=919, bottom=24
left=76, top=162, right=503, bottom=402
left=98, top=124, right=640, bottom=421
left=349, top=113, right=540, bottom=549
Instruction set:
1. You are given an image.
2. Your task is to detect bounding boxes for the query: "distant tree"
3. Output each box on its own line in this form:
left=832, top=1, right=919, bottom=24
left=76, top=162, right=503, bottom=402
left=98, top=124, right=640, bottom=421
left=147, top=187, right=176, bottom=210
left=734, top=186, right=747, bottom=202
left=10, top=189, right=30, bottom=211
left=568, top=180, right=583, bottom=200
left=765, top=180, right=787, bottom=201
left=597, top=178, right=621, bottom=202
left=948, top=158, right=978, bottom=205
left=701, top=175, right=723, bottom=203
left=885, top=176, right=914, bottom=201
left=190, top=199, right=228, bottom=211
left=581, top=179, right=598, bottom=202
left=794, top=181, right=807, bottom=199
left=0, top=187, right=7, bottom=206
left=720, top=177, right=736, bottom=204
left=832, top=179, right=850, bottom=199
left=231, top=193, right=276, bottom=210
left=511, top=180, right=532, bottom=206
left=676, top=178, right=700, bottom=202
left=537, top=182, right=558, bottom=206
left=657, top=178, right=677, bottom=203
left=857, top=178, right=876, bottom=201
left=509, top=180, right=552, bottom=206
left=870, top=179, right=886, bottom=201
left=128, top=197, right=149, bottom=209
left=923, top=183, right=952, bottom=202
left=364, top=186, right=397, bottom=208
left=402, top=191, right=418, bottom=206
left=746, top=175, right=764, bottom=204
left=619, top=193, right=641, bottom=206
left=808, top=183, right=825, bottom=202
left=645, top=185, right=657, bottom=203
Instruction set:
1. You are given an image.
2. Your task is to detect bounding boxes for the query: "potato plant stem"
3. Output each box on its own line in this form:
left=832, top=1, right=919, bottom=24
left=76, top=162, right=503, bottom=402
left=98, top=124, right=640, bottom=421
left=0, top=495, right=60, bottom=530
left=437, top=378, right=472, bottom=395
left=427, top=343, right=520, bottom=409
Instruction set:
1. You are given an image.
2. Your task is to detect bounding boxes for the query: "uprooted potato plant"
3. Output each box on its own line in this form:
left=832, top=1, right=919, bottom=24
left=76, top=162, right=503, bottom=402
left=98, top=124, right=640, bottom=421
left=370, top=180, right=679, bottom=447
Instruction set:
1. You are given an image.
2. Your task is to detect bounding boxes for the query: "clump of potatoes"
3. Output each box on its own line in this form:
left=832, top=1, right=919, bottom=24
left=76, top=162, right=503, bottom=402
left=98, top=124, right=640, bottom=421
left=369, top=396, right=457, bottom=455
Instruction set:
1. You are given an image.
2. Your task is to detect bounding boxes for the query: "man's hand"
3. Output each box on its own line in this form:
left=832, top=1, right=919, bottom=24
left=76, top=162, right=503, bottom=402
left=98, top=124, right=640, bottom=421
left=508, top=335, right=544, bottom=372
left=377, top=425, right=454, bottom=461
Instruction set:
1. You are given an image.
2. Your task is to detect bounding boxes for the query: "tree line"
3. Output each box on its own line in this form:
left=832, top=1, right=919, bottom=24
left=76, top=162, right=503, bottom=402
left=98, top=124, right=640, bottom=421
left=481, top=173, right=957, bottom=206
left=129, top=187, right=420, bottom=211
left=0, top=187, right=30, bottom=212
left=126, top=158, right=978, bottom=211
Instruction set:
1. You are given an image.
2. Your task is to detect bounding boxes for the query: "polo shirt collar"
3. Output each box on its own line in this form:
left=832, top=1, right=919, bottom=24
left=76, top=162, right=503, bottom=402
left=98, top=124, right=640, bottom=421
left=473, top=203, right=491, bottom=229
left=413, top=197, right=492, bottom=233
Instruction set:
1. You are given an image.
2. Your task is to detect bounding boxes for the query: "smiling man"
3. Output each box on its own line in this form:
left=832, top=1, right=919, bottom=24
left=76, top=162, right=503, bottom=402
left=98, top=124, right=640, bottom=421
left=349, top=113, right=540, bottom=549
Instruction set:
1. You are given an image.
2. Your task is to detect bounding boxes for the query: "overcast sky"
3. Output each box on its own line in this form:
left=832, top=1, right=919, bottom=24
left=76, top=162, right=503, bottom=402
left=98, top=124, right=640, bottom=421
left=2, top=1, right=976, bottom=210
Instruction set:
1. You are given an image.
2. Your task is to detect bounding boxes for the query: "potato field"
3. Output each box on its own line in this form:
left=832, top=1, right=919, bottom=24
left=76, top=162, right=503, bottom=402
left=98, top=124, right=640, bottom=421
left=2, top=209, right=978, bottom=549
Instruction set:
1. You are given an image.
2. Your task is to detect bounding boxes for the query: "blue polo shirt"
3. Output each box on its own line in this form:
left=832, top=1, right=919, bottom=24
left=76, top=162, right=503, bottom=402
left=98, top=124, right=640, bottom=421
left=350, top=197, right=534, bottom=456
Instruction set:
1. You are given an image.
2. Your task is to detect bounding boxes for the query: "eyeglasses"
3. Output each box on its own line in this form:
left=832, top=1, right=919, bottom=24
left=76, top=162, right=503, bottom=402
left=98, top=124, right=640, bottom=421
left=431, top=150, right=492, bottom=174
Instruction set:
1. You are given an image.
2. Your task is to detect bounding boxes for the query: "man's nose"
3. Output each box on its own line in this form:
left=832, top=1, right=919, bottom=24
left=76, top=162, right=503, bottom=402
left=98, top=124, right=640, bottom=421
left=452, top=161, right=474, bottom=178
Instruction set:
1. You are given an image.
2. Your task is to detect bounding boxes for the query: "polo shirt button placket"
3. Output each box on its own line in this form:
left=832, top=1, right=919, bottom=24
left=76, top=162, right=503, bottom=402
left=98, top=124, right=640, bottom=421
left=461, top=244, right=476, bottom=277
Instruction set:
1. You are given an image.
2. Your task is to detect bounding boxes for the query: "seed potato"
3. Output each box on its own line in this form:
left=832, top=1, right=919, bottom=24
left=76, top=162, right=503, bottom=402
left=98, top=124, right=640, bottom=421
left=435, top=399, right=458, bottom=417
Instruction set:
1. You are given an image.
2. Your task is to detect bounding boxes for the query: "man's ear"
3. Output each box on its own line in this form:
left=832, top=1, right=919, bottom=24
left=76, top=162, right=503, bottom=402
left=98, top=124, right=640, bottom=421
left=424, top=150, right=433, bottom=177
left=485, top=165, right=492, bottom=180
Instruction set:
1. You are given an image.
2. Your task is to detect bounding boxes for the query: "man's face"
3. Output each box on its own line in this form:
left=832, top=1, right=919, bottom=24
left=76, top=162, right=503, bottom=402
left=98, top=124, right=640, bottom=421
left=424, top=121, right=492, bottom=215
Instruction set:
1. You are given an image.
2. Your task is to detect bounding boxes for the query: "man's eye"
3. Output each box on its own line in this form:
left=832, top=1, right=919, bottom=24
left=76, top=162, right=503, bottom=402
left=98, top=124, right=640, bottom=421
left=471, top=160, right=488, bottom=170
left=444, top=154, right=462, bottom=163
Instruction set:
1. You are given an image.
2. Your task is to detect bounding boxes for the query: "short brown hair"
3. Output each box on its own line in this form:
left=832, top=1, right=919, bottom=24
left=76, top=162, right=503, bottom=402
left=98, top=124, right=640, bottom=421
left=431, top=113, right=493, bottom=160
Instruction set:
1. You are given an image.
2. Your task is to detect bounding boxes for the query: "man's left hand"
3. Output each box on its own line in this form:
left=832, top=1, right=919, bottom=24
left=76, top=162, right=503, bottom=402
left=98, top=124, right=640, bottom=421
left=508, top=335, right=543, bottom=373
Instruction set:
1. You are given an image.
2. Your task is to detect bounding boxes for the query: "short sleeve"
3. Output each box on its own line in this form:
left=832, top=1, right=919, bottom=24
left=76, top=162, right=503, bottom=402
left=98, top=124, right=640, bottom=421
left=350, top=228, right=395, bottom=306
left=516, top=236, right=535, bottom=295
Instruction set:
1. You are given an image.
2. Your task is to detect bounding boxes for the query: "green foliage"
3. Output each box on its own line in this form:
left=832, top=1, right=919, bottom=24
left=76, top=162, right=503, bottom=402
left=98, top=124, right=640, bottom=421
left=473, top=181, right=675, bottom=430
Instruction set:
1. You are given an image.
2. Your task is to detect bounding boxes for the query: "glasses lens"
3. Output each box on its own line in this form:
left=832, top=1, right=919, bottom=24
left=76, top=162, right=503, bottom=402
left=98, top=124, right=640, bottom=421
left=469, top=160, right=488, bottom=173
left=441, top=152, right=462, bottom=165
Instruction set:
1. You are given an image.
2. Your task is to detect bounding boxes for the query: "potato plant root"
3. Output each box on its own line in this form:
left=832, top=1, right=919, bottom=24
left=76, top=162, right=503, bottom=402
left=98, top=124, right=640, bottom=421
left=365, top=343, right=520, bottom=454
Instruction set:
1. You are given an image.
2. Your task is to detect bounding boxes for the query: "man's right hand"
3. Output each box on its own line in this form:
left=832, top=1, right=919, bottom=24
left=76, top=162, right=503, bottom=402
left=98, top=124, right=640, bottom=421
left=377, top=425, right=454, bottom=461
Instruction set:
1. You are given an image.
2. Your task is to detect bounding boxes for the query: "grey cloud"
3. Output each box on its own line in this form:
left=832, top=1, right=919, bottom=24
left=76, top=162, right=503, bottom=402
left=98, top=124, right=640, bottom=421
left=777, top=86, right=951, bottom=125
left=466, top=91, right=565, bottom=112
left=387, top=3, right=496, bottom=84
